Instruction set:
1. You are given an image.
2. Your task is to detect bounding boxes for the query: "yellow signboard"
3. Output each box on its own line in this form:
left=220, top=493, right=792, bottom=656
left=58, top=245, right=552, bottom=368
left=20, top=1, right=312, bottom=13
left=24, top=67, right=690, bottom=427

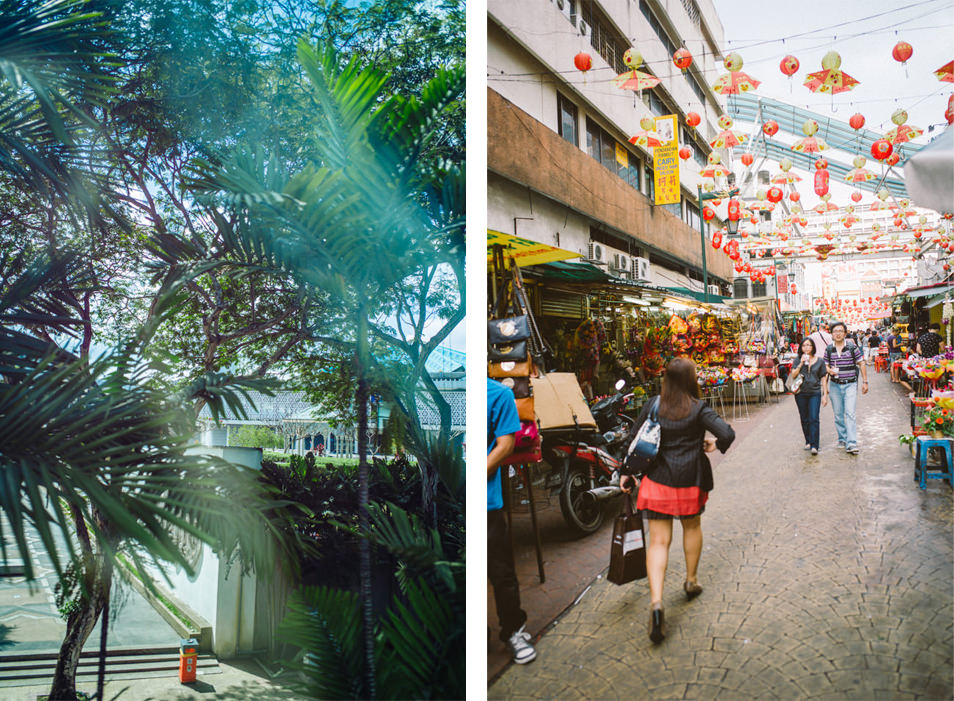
left=615, top=143, right=628, bottom=167
left=653, top=115, right=680, bottom=206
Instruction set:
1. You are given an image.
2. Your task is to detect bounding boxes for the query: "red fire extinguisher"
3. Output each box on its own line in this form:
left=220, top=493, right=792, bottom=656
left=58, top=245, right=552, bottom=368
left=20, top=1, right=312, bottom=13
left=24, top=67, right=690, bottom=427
left=179, top=638, right=198, bottom=684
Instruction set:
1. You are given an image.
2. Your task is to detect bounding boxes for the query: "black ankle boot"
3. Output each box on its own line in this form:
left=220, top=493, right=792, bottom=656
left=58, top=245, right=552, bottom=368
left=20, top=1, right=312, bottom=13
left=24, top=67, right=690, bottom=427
left=649, top=603, right=665, bottom=644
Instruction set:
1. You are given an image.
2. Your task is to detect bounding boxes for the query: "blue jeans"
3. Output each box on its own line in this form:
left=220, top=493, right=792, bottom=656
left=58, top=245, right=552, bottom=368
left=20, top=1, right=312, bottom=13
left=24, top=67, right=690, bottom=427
left=794, top=392, right=821, bottom=449
left=828, top=381, right=858, bottom=448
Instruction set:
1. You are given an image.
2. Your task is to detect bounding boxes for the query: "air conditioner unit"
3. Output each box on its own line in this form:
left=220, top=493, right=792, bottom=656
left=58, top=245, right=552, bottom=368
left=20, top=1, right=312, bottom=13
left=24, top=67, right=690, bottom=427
left=633, top=256, right=651, bottom=282
left=579, top=19, right=590, bottom=38
left=587, top=242, right=604, bottom=263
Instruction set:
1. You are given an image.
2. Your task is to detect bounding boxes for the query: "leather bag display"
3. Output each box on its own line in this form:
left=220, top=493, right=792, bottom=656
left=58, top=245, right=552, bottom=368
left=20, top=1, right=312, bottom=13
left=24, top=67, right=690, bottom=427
left=499, top=421, right=542, bottom=466
left=497, top=376, right=530, bottom=399
left=607, top=495, right=647, bottom=585
left=488, top=315, right=530, bottom=345
left=514, top=396, right=535, bottom=422
left=488, top=359, right=532, bottom=378
left=488, top=339, right=528, bottom=362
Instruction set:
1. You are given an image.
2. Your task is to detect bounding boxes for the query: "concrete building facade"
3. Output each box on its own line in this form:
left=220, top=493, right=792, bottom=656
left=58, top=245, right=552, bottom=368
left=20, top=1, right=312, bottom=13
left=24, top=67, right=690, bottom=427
left=488, top=0, right=735, bottom=294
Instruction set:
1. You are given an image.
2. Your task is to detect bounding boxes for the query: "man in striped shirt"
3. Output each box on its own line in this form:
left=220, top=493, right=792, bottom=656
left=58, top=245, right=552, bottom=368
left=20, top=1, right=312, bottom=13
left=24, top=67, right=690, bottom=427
left=822, top=322, right=868, bottom=455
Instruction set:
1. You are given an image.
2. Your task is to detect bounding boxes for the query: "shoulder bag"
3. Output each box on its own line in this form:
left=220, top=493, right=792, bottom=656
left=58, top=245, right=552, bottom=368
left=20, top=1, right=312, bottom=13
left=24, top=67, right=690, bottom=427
left=624, top=397, right=661, bottom=476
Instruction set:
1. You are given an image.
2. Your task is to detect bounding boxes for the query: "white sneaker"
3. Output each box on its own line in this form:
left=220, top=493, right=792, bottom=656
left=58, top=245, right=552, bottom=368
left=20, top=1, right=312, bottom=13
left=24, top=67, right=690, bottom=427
left=811, top=448, right=818, bottom=455
left=804, top=444, right=811, bottom=450
left=507, top=625, right=537, bottom=664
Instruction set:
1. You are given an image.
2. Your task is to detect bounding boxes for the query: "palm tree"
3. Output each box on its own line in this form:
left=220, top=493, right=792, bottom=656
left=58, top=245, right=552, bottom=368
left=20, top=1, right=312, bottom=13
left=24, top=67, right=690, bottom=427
left=0, top=251, right=294, bottom=700
left=184, top=41, right=464, bottom=696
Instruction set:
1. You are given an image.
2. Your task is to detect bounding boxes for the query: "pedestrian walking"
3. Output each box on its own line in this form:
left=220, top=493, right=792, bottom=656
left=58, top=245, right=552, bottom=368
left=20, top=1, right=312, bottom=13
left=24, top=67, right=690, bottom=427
left=808, top=324, right=833, bottom=359
left=619, top=358, right=735, bottom=645
left=823, top=322, right=868, bottom=455
left=887, top=330, right=903, bottom=382
left=788, top=338, right=828, bottom=455
left=866, top=330, right=881, bottom=365
left=487, top=377, right=536, bottom=664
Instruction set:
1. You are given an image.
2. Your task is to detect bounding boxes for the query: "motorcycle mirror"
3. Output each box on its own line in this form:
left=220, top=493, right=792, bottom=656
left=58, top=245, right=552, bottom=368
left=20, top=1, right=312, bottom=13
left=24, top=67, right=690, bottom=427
left=614, top=379, right=626, bottom=391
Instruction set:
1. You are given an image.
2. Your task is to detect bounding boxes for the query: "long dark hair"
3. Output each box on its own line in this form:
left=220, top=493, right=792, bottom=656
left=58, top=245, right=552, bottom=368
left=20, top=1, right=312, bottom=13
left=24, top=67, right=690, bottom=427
left=659, top=357, right=700, bottom=420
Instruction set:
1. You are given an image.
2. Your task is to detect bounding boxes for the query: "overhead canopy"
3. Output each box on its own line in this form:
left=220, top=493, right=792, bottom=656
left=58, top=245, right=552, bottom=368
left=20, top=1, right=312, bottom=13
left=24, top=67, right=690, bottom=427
left=925, top=293, right=953, bottom=309
left=536, top=260, right=609, bottom=281
left=661, top=286, right=732, bottom=305
left=488, top=230, right=580, bottom=267
left=897, top=283, right=954, bottom=300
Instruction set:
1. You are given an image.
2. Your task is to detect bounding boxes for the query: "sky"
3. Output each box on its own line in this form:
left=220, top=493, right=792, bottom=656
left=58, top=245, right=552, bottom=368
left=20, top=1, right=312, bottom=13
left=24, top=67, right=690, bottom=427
left=710, top=0, right=952, bottom=137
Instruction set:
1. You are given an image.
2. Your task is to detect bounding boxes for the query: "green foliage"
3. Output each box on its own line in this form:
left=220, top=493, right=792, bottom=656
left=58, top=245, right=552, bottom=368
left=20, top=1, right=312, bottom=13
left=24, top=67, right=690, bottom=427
left=229, top=424, right=283, bottom=449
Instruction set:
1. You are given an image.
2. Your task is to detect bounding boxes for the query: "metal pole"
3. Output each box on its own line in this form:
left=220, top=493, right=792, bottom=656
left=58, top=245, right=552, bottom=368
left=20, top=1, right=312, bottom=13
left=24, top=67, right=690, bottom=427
left=698, top=185, right=709, bottom=304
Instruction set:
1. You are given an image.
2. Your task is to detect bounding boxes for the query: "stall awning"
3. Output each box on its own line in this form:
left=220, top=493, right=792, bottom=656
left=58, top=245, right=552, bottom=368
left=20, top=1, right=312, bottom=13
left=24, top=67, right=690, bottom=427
left=661, top=286, right=732, bottom=305
left=488, top=230, right=580, bottom=267
left=926, top=293, right=953, bottom=309
left=536, top=260, right=610, bottom=282
left=895, top=283, right=954, bottom=300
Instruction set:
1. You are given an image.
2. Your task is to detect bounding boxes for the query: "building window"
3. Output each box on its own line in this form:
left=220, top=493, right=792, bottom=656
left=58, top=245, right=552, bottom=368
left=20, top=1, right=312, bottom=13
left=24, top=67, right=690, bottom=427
left=644, top=164, right=654, bottom=199
left=557, top=93, right=578, bottom=146
left=586, top=118, right=643, bottom=192
left=752, top=281, right=767, bottom=297
left=734, top=278, right=749, bottom=299
left=581, top=3, right=628, bottom=74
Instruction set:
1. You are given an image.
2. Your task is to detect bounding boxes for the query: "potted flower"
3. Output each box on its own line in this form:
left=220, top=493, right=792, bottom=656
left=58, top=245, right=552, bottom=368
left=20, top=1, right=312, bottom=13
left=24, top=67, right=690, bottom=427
left=922, top=405, right=954, bottom=438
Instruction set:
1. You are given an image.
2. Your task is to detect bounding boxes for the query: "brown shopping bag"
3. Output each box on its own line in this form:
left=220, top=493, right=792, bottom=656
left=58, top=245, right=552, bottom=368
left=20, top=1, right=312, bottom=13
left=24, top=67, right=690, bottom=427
left=607, top=494, right=647, bottom=585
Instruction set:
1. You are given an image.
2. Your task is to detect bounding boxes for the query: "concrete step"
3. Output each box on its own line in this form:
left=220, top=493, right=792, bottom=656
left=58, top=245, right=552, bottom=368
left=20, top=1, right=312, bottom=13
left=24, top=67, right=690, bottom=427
left=0, top=646, right=220, bottom=687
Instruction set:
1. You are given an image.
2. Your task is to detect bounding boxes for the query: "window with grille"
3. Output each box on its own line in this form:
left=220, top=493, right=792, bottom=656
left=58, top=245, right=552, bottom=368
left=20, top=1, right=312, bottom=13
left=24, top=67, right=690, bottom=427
left=680, top=0, right=700, bottom=26
left=581, top=3, right=628, bottom=74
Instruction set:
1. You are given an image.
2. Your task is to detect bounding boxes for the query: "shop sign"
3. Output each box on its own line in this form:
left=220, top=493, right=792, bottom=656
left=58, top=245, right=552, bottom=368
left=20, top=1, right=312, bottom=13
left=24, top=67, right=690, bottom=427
left=653, top=115, right=679, bottom=206
left=615, top=143, right=628, bottom=167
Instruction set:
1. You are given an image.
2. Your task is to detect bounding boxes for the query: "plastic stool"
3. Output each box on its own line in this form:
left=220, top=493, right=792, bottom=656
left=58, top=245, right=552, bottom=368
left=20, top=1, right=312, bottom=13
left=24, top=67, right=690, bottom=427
left=914, top=437, right=954, bottom=489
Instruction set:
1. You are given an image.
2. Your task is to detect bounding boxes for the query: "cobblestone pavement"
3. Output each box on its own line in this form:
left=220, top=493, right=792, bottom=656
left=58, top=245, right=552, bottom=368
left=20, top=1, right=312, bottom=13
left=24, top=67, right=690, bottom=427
left=490, top=373, right=953, bottom=699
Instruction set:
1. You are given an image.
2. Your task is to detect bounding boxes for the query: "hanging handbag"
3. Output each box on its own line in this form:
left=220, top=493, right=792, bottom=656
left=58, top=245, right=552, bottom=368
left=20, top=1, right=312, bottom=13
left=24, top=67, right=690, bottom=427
left=488, top=359, right=532, bottom=378
left=498, top=375, right=530, bottom=399
left=488, top=339, right=529, bottom=362
left=488, top=315, right=531, bottom=345
left=514, top=396, right=535, bottom=422
left=607, top=494, right=647, bottom=585
left=624, top=397, right=661, bottom=476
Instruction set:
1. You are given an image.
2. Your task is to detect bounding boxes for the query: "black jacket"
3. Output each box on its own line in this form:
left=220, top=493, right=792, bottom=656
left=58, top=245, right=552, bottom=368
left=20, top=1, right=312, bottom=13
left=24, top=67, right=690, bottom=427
left=633, top=397, right=735, bottom=491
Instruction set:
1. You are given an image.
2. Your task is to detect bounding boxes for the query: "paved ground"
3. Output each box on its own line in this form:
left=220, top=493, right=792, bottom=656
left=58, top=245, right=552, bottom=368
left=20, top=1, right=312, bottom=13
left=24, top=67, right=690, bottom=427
left=6, top=658, right=302, bottom=700
left=490, top=369, right=954, bottom=699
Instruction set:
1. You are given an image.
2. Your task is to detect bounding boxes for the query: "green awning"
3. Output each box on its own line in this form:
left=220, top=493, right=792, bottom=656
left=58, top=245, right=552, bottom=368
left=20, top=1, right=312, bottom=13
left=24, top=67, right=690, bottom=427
left=661, top=286, right=732, bottom=305
left=536, top=260, right=611, bottom=282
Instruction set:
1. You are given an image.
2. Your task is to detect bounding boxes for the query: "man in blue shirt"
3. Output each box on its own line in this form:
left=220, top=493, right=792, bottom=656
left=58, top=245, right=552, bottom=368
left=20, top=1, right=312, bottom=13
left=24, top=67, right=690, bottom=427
left=822, top=321, right=868, bottom=455
left=487, top=377, right=536, bottom=664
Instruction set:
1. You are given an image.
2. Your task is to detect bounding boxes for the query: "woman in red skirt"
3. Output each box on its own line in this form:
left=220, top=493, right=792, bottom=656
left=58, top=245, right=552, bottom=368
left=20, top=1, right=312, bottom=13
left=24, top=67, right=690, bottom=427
left=620, top=358, right=735, bottom=644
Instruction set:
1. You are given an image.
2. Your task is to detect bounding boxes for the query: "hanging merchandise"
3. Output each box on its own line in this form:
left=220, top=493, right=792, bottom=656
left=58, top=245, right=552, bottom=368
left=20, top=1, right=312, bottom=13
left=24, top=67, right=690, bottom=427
left=573, top=318, right=607, bottom=398
left=804, top=51, right=860, bottom=95
left=712, top=52, right=761, bottom=94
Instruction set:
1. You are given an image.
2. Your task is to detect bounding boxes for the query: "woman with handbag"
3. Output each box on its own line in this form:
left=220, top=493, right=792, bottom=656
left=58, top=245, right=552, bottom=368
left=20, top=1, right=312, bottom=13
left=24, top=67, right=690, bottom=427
left=619, top=358, right=735, bottom=644
left=788, top=338, right=828, bottom=456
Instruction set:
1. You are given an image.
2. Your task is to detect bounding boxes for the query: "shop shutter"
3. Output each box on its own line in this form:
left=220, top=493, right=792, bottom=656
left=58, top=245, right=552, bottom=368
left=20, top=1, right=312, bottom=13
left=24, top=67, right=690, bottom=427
left=540, top=291, right=585, bottom=318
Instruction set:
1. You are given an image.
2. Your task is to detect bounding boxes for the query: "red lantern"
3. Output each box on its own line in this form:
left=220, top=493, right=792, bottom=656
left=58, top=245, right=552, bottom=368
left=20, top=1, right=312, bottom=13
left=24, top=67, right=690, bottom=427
left=574, top=52, right=592, bottom=72
left=703, top=206, right=715, bottom=221
left=711, top=231, right=723, bottom=248
left=790, top=284, right=797, bottom=295
left=679, top=146, right=692, bottom=160
left=741, top=153, right=754, bottom=166
left=767, top=186, right=783, bottom=203
left=892, top=41, right=913, bottom=65
left=762, top=120, right=779, bottom=137
left=814, top=169, right=830, bottom=197
left=749, top=215, right=759, bottom=225
left=780, top=55, right=799, bottom=76
left=727, top=198, right=741, bottom=223
left=673, top=48, right=692, bottom=71
left=946, top=95, right=954, bottom=125
left=871, top=139, right=893, bottom=160
left=851, top=191, right=862, bottom=203
left=814, top=159, right=828, bottom=170
left=849, top=113, right=865, bottom=130
left=886, top=152, right=900, bottom=166
left=686, top=112, right=701, bottom=128
left=789, top=191, right=800, bottom=202
left=893, top=217, right=903, bottom=227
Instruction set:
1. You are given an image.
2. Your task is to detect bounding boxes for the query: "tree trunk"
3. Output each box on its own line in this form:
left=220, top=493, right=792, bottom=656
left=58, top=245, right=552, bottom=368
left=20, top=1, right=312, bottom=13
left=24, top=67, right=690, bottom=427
left=356, top=310, right=375, bottom=699
left=48, top=554, right=113, bottom=700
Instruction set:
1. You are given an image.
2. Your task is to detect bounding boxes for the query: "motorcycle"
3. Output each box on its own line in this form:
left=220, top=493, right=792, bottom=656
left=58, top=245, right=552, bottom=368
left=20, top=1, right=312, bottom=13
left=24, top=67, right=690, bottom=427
left=542, top=380, right=638, bottom=534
